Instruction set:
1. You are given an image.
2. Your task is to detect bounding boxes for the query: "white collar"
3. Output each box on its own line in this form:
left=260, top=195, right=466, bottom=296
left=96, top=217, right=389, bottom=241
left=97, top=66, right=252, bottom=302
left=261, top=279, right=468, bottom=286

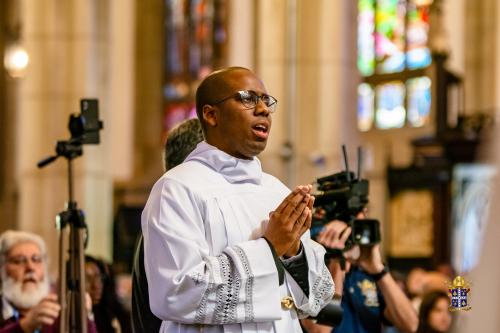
left=185, top=141, right=263, bottom=185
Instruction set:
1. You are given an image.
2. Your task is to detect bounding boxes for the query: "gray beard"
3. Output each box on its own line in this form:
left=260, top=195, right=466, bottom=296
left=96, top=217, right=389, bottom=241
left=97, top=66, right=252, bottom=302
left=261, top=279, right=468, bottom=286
left=1, top=270, right=50, bottom=310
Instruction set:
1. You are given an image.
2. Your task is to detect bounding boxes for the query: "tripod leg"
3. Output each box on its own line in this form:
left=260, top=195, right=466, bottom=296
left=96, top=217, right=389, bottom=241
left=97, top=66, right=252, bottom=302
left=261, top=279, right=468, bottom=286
left=77, top=227, right=88, bottom=333
left=68, top=223, right=88, bottom=333
left=59, top=224, right=68, bottom=333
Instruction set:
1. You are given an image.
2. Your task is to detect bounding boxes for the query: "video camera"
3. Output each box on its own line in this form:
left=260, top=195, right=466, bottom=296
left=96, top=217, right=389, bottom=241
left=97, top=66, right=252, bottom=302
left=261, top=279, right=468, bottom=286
left=311, top=146, right=380, bottom=251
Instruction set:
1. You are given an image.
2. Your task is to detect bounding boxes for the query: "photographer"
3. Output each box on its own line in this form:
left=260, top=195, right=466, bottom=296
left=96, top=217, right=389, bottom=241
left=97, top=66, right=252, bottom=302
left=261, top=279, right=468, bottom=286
left=310, top=218, right=418, bottom=333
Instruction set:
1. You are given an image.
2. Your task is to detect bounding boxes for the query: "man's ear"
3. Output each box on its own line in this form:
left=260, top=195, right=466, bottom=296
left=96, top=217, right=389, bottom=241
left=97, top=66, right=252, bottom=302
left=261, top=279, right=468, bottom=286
left=202, top=104, right=217, bottom=127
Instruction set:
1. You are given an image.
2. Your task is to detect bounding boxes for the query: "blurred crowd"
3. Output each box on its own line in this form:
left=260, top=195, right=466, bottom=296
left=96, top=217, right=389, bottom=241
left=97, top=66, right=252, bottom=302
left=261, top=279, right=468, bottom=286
left=0, top=227, right=455, bottom=333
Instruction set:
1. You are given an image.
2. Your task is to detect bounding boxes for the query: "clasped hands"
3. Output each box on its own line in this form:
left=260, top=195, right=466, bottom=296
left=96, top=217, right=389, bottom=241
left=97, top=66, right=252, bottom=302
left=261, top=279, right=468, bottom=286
left=263, top=185, right=314, bottom=257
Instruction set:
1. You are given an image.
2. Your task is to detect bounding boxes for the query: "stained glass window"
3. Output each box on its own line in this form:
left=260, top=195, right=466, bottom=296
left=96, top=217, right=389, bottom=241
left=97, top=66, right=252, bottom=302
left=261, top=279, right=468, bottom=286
left=357, top=0, right=433, bottom=131
left=375, top=81, right=406, bottom=129
left=407, top=76, right=431, bottom=127
left=358, top=83, right=375, bottom=131
left=358, top=0, right=376, bottom=76
left=163, top=0, right=228, bottom=136
left=375, top=0, right=406, bottom=74
left=407, top=1, right=432, bottom=69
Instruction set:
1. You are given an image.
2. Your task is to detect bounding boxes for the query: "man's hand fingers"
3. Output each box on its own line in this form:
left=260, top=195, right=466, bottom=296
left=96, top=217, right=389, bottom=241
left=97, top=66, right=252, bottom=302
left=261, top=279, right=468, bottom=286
left=283, top=196, right=309, bottom=222
left=307, top=195, right=315, bottom=210
left=300, top=208, right=312, bottom=234
left=274, top=188, right=302, bottom=213
left=37, top=314, right=57, bottom=326
left=318, top=221, right=351, bottom=248
left=292, top=207, right=309, bottom=232
left=339, top=226, right=352, bottom=245
left=38, top=304, right=61, bottom=317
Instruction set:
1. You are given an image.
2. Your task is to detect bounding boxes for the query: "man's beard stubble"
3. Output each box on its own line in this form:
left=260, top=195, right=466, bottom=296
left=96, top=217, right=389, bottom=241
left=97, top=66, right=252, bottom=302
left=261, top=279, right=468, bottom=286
left=1, top=270, right=50, bottom=310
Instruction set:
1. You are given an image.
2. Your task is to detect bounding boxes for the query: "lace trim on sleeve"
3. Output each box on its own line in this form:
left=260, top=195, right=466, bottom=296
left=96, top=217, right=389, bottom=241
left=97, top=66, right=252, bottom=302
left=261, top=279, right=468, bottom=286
left=212, top=253, right=240, bottom=324
left=235, top=246, right=255, bottom=322
left=297, top=265, right=334, bottom=317
left=192, top=246, right=257, bottom=324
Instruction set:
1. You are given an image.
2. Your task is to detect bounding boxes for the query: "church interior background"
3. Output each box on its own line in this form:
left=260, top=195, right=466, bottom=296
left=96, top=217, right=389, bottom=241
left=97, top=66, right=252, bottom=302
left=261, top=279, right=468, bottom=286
left=1, top=0, right=500, bottom=331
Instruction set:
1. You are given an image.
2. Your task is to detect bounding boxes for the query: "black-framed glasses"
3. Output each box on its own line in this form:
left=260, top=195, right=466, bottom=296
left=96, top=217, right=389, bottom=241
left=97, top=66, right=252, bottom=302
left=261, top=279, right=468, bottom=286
left=6, top=254, right=44, bottom=266
left=212, top=90, right=278, bottom=113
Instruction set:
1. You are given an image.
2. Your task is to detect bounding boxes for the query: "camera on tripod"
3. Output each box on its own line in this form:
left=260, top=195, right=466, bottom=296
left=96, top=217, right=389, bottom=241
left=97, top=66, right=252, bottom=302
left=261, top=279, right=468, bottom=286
left=69, top=99, right=103, bottom=144
left=38, top=99, right=103, bottom=333
left=37, top=99, right=103, bottom=168
left=311, top=146, right=381, bottom=251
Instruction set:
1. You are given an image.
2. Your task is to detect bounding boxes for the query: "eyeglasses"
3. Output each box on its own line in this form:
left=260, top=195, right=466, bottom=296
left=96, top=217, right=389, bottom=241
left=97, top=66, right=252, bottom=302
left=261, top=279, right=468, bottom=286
left=6, top=255, right=44, bottom=266
left=212, top=90, right=278, bottom=113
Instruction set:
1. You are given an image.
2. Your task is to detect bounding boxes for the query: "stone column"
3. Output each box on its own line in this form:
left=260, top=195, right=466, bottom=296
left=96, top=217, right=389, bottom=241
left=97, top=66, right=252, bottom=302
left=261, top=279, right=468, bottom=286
left=464, top=0, right=498, bottom=116
left=18, top=0, right=115, bottom=271
left=0, top=0, right=18, bottom=232
left=227, top=0, right=255, bottom=69
left=294, top=0, right=360, bottom=184
left=254, top=0, right=289, bottom=182
left=254, top=0, right=359, bottom=188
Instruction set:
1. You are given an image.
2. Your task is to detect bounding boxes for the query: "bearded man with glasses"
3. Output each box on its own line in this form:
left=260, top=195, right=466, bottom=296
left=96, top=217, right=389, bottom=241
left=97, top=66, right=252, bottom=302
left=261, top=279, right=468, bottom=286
left=142, top=67, right=334, bottom=333
left=0, top=230, right=97, bottom=333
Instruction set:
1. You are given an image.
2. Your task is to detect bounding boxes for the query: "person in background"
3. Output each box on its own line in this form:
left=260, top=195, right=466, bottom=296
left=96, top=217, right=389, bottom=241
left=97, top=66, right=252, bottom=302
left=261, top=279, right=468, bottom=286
left=407, top=267, right=449, bottom=313
left=131, top=118, right=204, bottom=333
left=141, top=67, right=334, bottom=332
left=85, top=255, right=131, bottom=333
left=416, top=291, right=452, bottom=333
left=0, top=230, right=96, bottom=333
left=303, top=219, right=418, bottom=333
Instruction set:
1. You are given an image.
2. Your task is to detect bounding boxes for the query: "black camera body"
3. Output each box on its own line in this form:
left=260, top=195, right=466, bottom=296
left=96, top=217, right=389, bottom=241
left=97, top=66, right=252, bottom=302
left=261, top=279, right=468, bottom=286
left=69, top=99, right=103, bottom=144
left=37, top=99, right=103, bottom=167
left=304, top=146, right=382, bottom=327
left=311, top=171, right=381, bottom=249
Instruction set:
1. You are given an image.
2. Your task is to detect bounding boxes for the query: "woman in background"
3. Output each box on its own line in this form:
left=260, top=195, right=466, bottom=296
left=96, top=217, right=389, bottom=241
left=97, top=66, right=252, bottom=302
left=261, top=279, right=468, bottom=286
left=85, top=255, right=131, bottom=333
left=417, top=291, right=452, bottom=333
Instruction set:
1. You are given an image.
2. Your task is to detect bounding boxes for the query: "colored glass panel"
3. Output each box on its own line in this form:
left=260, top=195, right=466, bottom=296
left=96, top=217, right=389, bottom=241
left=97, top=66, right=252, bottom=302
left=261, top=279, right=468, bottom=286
left=358, top=0, right=376, bottom=76
left=163, top=0, right=228, bottom=133
left=407, top=0, right=432, bottom=69
left=358, top=84, right=375, bottom=131
left=407, top=76, right=431, bottom=127
left=375, top=81, right=406, bottom=129
left=375, top=0, right=406, bottom=73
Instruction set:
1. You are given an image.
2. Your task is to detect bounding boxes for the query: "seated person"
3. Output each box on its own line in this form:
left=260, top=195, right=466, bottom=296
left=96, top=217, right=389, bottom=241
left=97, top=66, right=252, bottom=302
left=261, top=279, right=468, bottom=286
left=0, top=230, right=96, bottom=333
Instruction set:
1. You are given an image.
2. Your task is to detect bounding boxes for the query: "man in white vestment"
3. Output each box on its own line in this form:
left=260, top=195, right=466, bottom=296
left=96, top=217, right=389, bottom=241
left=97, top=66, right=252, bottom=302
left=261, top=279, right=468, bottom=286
left=142, top=67, right=334, bottom=333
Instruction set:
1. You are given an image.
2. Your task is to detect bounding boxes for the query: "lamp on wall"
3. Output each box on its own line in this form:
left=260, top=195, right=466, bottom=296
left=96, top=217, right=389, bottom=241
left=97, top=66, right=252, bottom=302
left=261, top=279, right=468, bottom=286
left=4, top=43, right=29, bottom=78
left=3, top=0, right=28, bottom=78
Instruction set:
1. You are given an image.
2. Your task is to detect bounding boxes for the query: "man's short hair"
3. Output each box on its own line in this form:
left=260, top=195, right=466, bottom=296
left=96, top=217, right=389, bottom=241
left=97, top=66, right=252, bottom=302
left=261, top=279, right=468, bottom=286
left=195, top=66, right=251, bottom=133
left=163, top=118, right=204, bottom=172
left=0, top=230, right=47, bottom=267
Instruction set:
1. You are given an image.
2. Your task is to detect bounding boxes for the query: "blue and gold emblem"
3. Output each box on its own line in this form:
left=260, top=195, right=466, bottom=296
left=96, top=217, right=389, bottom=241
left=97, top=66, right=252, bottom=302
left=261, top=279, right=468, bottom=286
left=358, top=279, right=379, bottom=307
left=448, top=276, right=471, bottom=311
